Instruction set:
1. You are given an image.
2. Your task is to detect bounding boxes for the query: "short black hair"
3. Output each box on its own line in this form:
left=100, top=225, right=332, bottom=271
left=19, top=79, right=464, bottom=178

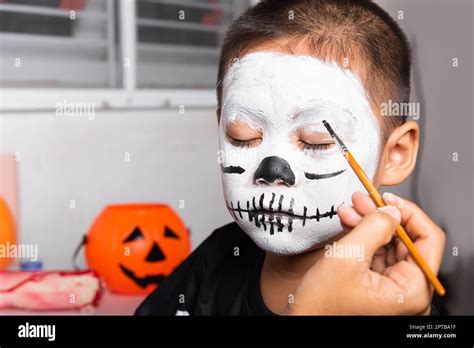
left=217, top=0, right=411, bottom=135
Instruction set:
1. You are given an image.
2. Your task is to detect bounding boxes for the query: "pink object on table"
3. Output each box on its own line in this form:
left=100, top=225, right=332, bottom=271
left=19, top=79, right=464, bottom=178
left=60, top=0, right=86, bottom=11
left=0, top=270, right=103, bottom=311
left=0, top=154, right=18, bottom=219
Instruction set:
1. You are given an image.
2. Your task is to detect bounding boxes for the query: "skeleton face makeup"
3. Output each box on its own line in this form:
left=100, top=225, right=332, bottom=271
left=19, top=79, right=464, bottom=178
left=219, top=51, right=381, bottom=255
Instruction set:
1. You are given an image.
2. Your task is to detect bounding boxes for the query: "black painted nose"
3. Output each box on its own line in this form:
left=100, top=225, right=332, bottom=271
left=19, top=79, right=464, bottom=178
left=254, top=156, right=295, bottom=186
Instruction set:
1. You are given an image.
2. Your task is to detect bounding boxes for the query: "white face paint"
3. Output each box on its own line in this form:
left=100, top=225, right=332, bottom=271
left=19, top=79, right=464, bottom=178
left=219, top=51, right=381, bottom=255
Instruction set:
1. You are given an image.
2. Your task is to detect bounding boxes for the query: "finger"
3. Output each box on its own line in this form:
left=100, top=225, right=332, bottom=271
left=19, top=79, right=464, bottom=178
left=382, top=192, right=440, bottom=240
left=382, top=192, right=446, bottom=274
left=395, top=238, right=410, bottom=261
left=383, top=260, right=432, bottom=313
left=339, top=206, right=401, bottom=263
left=337, top=203, right=362, bottom=228
left=371, top=253, right=387, bottom=273
left=340, top=221, right=352, bottom=234
left=351, top=191, right=377, bottom=216
left=385, top=243, right=397, bottom=267
left=375, top=246, right=386, bottom=256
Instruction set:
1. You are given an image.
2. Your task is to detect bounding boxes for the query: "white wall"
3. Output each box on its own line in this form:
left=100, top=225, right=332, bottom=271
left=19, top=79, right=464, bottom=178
left=0, top=108, right=232, bottom=269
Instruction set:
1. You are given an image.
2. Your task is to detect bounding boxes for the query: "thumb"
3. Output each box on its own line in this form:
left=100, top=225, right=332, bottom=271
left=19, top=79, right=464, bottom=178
left=339, top=206, right=401, bottom=264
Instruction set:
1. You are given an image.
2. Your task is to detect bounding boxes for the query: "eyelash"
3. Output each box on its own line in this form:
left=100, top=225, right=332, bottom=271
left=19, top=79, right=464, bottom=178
left=299, top=141, right=332, bottom=152
left=227, top=137, right=333, bottom=152
left=228, top=137, right=260, bottom=148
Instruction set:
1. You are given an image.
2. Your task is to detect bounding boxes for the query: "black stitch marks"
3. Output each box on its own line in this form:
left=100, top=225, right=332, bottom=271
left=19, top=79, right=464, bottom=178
left=227, top=194, right=337, bottom=235
left=236, top=201, right=243, bottom=219
left=303, top=206, right=307, bottom=227
left=288, top=198, right=294, bottom=232
left=269, top=192, right=275, bottom=210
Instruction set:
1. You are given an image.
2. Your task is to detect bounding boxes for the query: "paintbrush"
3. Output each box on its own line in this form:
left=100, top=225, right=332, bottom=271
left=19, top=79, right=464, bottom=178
left=322, top=120, right=446, bottom=297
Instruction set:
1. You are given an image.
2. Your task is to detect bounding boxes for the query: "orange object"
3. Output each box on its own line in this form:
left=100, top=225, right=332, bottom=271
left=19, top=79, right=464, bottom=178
left=0, top=154, right=18, bottom=220
left=0, top=197, right=16, bottom=270
left=85, top=204, right=191, bottom=295
left=323, top=120, right=446, bottom=297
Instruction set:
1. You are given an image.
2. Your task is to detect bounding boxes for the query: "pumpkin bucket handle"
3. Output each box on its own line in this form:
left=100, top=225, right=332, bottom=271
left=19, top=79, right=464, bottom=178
left=72, top=235, right=88, bottom=271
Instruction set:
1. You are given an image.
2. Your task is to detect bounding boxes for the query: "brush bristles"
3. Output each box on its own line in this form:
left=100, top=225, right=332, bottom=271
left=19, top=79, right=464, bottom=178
left=322, top=120, right=336, bottom=137
left=322, top=120, right=347, bottom=154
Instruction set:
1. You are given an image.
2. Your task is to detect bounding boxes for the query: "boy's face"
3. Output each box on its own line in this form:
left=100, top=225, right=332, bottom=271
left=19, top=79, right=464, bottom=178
left=218, top=51, right=381, bottom=255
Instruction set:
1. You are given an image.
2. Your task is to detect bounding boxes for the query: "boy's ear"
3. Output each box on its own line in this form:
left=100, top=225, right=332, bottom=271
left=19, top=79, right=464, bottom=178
left=380, top=120, right=419, bottom=186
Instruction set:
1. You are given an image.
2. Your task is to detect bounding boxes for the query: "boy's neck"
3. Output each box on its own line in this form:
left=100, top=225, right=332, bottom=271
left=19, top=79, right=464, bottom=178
left=260, top=233, right=346, bottom=315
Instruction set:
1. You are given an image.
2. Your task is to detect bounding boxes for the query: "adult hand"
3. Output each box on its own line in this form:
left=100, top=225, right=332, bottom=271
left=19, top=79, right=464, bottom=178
left=286, top=192, right=446, bottom=315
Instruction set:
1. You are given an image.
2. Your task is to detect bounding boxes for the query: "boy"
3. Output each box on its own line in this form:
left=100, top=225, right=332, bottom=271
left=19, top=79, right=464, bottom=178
left=136, top=0, right=445, bottom=315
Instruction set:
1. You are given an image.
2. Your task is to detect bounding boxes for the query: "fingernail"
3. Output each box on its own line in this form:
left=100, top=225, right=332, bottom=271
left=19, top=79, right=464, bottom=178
left=377, top=205, right=401, bottom=221
left=382, top=192, right=397, bottom=203
left=337, top=203, right=350, bottom=213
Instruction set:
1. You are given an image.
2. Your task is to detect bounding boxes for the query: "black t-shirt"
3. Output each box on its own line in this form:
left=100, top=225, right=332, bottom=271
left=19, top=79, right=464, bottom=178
left=134, top=222, right=443, bottom=316
left=135, top=222, right=272, bottom=315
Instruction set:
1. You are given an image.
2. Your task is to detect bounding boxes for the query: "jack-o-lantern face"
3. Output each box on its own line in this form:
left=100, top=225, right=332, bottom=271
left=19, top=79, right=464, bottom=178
left=119, top=225, right=181, bottom=288
left=86, top=204, right=190, bottom=294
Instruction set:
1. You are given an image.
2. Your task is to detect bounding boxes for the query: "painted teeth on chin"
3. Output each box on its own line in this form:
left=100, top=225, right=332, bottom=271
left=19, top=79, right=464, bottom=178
left=303, top=206, right=307, bottom=227
left=227, top=194, right=338, bottom=235
left=288, top=197, right=294, bottom=232
left=276, top=216, right=283, bottom=232
left=269, top=192, right=276, bottom=211
left=237, top=201, right=243, bottom=219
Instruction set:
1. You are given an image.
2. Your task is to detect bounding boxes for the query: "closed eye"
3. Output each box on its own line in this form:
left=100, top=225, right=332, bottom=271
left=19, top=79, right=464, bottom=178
left=225, top=120, right=262, bottom=148
left=298, top=140, right=334, bottom=152
left=295, top=128, right=335, bottom=153
left=227, top=136, right=261, bottom=148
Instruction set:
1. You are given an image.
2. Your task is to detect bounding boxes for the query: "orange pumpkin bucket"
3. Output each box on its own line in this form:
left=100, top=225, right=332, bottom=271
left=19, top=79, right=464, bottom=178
left=85, top=204, right=190, bottom=294
left=0, top=197, right=16, bottom=270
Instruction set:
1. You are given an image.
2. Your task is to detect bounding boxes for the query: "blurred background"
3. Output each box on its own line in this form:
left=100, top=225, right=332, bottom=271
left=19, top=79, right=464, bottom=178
left=0, top=0, right=472, bottom=314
